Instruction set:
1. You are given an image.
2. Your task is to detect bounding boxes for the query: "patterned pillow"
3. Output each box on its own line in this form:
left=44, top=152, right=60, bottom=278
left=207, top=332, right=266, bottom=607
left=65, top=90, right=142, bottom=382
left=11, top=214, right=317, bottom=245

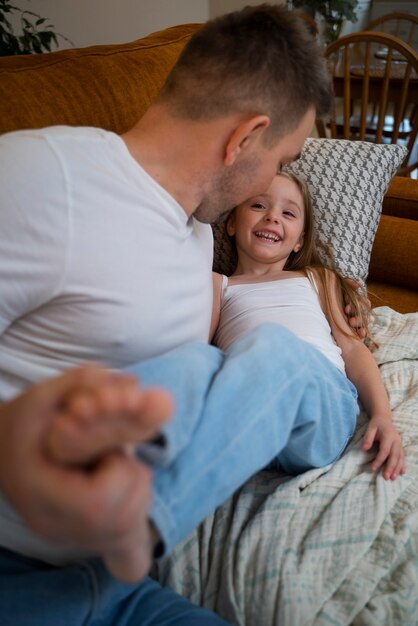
left=212, top=138, right=407, bottom=285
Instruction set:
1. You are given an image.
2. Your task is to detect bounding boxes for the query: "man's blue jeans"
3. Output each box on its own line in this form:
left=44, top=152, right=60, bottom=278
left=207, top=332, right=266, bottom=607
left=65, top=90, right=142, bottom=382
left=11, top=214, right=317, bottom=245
left=0, top=550, right=230, bottom=625
left=130, top=323, right=358, bottom=554
left=0, top=324, right=357, bottom=625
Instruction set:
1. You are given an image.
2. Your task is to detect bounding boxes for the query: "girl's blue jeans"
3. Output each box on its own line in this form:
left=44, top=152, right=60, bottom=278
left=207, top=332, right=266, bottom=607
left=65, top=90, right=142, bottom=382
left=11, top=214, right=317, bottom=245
left=0, top=323, right=358, bottom=625
left=131, top=323, right=358, bottom=554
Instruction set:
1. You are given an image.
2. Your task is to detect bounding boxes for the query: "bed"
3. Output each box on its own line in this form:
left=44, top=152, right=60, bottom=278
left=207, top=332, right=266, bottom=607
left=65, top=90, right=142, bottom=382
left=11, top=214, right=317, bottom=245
left=154, top=306, right=418, bottom=625
left=152, top=136, right=418, bottom=625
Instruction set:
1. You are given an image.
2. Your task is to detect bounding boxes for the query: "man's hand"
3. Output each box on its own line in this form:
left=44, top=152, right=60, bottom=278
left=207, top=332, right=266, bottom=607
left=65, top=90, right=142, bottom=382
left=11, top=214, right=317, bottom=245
left=344, top=277, right=371, bottom=339
left=47, top=371, right=173, bottom=466
left=0, top=365, right=172, bottom=583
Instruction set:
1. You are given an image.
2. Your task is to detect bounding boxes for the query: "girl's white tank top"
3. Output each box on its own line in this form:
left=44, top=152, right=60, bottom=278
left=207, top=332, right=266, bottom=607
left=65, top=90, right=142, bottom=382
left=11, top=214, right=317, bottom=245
left=213, top=274, right=346, bottom=374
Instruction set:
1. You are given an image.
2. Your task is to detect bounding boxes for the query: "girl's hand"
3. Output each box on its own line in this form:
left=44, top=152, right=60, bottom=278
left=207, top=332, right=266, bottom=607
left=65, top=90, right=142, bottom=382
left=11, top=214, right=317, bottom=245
left=362, top=416, right=406, bottom=480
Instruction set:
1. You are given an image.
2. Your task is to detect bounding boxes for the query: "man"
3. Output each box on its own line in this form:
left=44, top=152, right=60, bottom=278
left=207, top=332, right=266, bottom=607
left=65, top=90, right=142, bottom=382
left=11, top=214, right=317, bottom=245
left=0, top=5, right=334, bottom=624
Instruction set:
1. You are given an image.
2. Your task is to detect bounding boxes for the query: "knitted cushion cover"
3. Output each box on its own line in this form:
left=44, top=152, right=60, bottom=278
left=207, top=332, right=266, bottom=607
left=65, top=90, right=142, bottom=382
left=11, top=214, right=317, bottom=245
left=213, top=138, right=407, bottom=285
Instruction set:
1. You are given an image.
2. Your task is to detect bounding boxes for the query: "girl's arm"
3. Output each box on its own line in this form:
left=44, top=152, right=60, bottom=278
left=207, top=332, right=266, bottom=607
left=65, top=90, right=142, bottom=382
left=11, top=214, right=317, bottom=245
left=209, top=272, right=223, bottom=344
left=318, top=269, right=405, bottom=480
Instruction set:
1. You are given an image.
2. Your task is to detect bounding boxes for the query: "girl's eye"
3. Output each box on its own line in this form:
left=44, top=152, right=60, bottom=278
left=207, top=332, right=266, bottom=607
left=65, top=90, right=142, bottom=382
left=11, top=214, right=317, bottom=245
left=251, top=203, right=266, bottom=210
left=284, top=210, right=296, bottom=218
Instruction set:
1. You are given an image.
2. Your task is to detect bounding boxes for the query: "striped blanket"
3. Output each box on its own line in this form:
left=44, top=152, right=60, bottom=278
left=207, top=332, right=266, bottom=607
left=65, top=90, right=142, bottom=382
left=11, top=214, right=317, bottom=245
left=154, top=307, right=418, bottom=626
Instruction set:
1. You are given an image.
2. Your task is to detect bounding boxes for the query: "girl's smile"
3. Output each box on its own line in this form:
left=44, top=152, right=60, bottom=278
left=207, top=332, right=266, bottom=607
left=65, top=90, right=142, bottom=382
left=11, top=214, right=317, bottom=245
left=253, top=228, right=283, bottom=243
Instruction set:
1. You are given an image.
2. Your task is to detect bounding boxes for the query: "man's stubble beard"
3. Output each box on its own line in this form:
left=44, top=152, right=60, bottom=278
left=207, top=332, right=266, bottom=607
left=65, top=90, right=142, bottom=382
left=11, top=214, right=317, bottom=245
left=193, top=153, right=263, bottom=224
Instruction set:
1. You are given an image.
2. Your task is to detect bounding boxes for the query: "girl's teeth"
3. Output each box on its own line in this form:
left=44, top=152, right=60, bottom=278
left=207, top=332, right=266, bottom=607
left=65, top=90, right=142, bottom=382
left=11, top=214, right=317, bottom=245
left=255, top=231, right=280, bottom=242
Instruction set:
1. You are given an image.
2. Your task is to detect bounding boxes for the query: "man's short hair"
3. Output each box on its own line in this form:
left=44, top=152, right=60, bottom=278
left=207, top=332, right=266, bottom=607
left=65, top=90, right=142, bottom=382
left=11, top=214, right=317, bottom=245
left=157, top=4, right=332, bottom=145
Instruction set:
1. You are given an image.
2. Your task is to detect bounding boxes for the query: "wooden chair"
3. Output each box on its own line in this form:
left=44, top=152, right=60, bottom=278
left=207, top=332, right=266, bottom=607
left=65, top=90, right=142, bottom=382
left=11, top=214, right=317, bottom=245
left=365, top=13, right=418, bottom=136
left=365, top=12, right=418, bottom=49
left=316, top=31, right=418, bottom=176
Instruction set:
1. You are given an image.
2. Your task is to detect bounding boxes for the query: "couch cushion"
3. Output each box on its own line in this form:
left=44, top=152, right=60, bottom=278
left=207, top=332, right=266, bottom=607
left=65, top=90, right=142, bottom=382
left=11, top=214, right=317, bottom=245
left=0, top=24, right=200, bottom=135
left=366, top=282, right=418, bottom=314
left=383, top=176, right=418, bottom=220
left=369, top=214, right=418, bottom=291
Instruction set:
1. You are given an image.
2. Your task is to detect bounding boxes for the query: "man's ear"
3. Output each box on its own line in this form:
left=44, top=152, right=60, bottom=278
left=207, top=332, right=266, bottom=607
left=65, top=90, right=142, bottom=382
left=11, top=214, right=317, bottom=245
left=226, top=211, right=236, bottom=236
left=224, top=115, right=270, bottom=166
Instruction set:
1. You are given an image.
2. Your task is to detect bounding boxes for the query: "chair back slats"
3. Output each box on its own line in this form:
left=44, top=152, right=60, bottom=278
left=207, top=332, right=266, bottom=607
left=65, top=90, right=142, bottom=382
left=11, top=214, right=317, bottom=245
left=343, top=47, right=351, bottom=138
left=359, top=42, right=370, bottom=140
left=393, top=64, right=412, bottom=144
left=366, top=12, right=418, bottom=50
left=376, top=47, right=392, bottom=143
left=329, top=101, right=337, bottom=137
left=317, top=31, right=418, bottom=176
left=406, top=116, right=418, bottom=171
left=409, top=24, right=417, bottom=48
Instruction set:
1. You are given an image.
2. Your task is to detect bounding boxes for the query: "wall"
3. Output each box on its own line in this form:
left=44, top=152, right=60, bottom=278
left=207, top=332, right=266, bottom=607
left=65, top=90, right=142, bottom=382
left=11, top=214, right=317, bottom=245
left=11, top=0, right=208, bottom=50
left=12, top=1, right=417, bottom=52
left=209, top=0, right=285, bottom=18
left=371, top=0, right=418, bottom=20
left=341, top=0, right=373, bottom=36
left=370, top=0, right=418, bottom=46
left=11, top=1, right=289, bottom=50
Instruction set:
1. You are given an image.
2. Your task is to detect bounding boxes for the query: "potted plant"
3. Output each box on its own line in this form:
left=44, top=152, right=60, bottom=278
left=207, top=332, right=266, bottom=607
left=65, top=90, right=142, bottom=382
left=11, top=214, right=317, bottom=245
left=0, top=0, right=71, bottom=55
left=292, top=1, right=359, bottom=44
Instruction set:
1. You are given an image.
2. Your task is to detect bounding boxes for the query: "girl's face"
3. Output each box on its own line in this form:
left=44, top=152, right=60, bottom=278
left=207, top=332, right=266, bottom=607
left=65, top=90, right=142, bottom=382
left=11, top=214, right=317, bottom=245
left=227, top=174, right=305, bottom=270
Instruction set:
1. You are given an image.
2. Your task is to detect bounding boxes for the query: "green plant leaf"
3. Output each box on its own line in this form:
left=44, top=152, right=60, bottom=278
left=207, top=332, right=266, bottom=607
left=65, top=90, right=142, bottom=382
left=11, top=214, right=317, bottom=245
left=0, top=0, right=73, bottom=55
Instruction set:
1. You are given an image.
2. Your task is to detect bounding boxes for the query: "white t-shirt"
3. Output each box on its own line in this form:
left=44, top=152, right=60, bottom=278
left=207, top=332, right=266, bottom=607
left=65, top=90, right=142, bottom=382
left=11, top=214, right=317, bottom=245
left=0, top=126, right=213, bottom=400
left=0, top=126, right=213, bottom=561
left=213, top=275, right=346, bottom=374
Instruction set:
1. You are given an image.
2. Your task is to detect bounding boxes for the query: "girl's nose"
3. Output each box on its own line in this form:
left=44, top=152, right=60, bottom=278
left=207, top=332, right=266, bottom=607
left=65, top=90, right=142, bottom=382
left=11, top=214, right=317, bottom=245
left=264, top=211, right=280, bottom=223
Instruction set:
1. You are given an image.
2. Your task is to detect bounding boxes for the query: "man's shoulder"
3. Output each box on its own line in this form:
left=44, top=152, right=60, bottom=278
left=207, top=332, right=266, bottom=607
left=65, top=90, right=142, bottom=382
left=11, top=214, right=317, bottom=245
left=0, top=125, right=115, bottom=149
left=0, top=126, right=121, bottom=187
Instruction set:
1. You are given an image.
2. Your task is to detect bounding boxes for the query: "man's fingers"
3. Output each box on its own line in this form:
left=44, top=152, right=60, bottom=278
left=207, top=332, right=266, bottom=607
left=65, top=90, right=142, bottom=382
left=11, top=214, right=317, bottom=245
left=29, top=451, right=152, bottom=551
left=3, top=365, right=111, bottom=429
left=344, top=278, right=360, bottom=291
left=66, top=376, right=140, bottom=419
left=47, top=383, right=173, bottom=466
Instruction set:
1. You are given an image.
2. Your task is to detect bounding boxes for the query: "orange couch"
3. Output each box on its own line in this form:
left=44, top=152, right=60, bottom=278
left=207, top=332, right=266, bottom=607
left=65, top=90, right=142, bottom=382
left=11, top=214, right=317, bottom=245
left=368, top=176, right=418, bottom=313
left=0, top=23, right=417, bottom=313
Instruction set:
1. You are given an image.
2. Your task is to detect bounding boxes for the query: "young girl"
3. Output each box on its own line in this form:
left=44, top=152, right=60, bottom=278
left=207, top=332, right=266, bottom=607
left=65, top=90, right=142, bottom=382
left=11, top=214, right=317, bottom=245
left=211, top=171, right=405, bottom=481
